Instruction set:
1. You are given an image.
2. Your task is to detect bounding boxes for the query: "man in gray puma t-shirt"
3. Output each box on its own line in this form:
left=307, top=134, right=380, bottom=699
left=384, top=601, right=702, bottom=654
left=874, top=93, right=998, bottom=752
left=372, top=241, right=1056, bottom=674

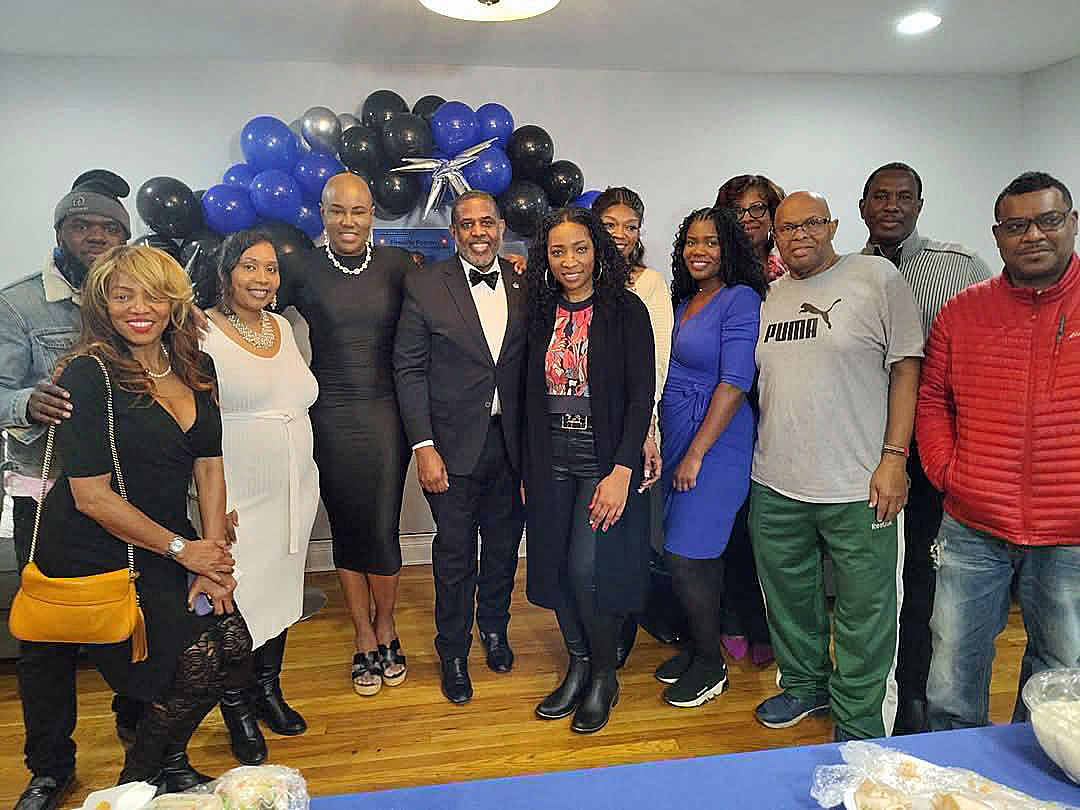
left=749, top=191, right=923, bottom=741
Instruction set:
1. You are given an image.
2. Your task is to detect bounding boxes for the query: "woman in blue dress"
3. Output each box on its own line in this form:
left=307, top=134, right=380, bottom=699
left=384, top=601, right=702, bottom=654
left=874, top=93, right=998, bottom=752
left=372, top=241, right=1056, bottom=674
left=655, top=206, right=767, bottom=707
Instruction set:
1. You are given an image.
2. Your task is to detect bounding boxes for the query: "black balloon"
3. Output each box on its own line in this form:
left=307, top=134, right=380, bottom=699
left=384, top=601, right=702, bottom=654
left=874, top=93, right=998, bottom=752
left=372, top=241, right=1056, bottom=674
left=507, top=125, right=554, bottom=180
left=193, top=189, right=206, bottom=203
left=499, top=180, right=550, bottom=238
left=340, top=125, right=386, bottom=177
left=412, top=94, right=446, bottom=125
left=135, top=176, right=200, bottom=239
left=261, top=222, right=313, bottom=256
left=179, top=229, right=223, bottom=269
left=541, top=160, right=585, bottom=207
left=133, top=233, right=182, bottom=261
left=373, top=173, right=421, bottom=218
left=382, top=113, right=434, bottom=163
left=361, top=90, right=408, bottom=131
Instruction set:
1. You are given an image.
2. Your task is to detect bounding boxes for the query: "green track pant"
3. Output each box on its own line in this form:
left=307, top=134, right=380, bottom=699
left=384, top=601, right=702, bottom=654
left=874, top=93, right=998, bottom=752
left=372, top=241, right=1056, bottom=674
left=749, top=481, right=903, bottom=738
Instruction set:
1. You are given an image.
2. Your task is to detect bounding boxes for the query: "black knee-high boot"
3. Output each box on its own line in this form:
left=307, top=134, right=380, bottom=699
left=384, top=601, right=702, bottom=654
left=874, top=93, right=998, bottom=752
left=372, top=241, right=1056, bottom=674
left=571, top=614, right=619, bottom=733
left=253, top=629, right=306, bottom=735
left=220, top=649, right=266, bottom=764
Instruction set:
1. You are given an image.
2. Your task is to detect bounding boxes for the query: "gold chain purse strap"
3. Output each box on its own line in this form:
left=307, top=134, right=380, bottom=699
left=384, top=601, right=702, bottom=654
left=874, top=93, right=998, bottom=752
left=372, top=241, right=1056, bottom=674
left=28, top=354, right=138, bottom=587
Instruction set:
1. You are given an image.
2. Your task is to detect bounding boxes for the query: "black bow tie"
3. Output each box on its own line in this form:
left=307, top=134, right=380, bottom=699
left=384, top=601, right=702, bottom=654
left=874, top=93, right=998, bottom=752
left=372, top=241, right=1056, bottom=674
left=469, top=267, right=499, bottom=290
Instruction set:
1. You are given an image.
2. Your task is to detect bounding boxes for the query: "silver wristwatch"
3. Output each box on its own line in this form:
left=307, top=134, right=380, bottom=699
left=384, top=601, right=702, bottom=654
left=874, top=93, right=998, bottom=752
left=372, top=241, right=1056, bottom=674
left=166, top=536, right=187, bottom=560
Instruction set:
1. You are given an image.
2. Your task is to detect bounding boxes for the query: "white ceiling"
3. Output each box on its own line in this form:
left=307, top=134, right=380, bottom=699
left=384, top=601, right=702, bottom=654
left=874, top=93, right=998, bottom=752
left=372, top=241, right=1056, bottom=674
left=1, top=0, right=1078, bottom=75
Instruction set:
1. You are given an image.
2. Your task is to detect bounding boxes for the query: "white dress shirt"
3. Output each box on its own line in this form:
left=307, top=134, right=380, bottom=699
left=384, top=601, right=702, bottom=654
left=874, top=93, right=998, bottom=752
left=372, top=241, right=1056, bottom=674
left=412, top=256, right=509, bottom=451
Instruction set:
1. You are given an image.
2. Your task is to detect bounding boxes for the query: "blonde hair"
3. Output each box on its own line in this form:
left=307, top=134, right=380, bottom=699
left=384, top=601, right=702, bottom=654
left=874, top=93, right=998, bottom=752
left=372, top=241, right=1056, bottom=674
left=70, top=245, right=215, bottom=399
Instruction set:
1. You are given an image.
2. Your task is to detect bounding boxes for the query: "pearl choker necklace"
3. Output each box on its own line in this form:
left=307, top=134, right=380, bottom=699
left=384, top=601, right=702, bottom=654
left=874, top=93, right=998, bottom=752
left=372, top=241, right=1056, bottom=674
left=222, top=303, right=275, bottom=349
left=145, top=346, right=171, bottom=379
left=325, top=239, right=373, bottom=275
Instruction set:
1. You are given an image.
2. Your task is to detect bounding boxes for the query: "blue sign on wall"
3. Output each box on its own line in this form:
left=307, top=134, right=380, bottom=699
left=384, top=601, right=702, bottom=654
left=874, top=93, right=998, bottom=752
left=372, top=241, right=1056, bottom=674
left=374, top=228, right=455, bottom=265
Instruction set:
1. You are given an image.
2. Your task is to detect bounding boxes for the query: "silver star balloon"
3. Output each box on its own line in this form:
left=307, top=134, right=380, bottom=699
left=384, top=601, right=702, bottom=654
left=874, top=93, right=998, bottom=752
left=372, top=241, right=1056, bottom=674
left=390, top=137, right=498, bottom=220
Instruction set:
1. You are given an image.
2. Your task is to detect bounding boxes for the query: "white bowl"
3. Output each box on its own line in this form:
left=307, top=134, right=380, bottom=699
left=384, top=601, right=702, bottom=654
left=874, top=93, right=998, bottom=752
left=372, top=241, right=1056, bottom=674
left=1022, top=667, right=1080, bottom=785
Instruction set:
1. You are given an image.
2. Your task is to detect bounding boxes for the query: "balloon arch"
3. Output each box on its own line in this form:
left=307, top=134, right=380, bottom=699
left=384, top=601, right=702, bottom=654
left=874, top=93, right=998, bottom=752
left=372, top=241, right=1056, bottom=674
left=133, top=89, right=602, bottom=269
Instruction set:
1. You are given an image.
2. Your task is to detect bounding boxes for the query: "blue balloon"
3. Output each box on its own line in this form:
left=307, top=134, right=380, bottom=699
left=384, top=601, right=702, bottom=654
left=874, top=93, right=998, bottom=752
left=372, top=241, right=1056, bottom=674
left=241, top=116, right=299, bottom=173
left=250, top=170, right=303, bottom=222
left=222, top=163, right=255, bottom=188
left=462, top=146, right=513, bottom=196
left=431, top=101, right=479, bottom=157
left=201, top=184, right=258, bottom=235
left=292, top=205, right=324, bottom=240
left=474, top=103, right=515, bottom=150
left=573, top=189, right=603, bottom=209
left=293, top=153, right=345, bottom=206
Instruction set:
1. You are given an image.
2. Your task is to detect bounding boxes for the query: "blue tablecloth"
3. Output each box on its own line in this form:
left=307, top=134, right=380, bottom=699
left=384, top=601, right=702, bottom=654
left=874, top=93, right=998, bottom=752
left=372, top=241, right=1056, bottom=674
left=313, top=723, right=1079, bottom=809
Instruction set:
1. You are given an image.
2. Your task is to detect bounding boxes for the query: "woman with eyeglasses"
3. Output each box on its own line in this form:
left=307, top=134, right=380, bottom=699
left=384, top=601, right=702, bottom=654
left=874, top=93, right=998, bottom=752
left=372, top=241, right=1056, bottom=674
left=522, top=207, right=655, bottom=734
left=591, top=187, right=670, bottom=668
left=715, top=174, right=787, bottom=281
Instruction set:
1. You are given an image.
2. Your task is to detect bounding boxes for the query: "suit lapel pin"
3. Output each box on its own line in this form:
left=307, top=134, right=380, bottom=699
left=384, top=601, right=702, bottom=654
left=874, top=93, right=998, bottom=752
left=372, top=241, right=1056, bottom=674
left=512, top=281, right=520, bottom=289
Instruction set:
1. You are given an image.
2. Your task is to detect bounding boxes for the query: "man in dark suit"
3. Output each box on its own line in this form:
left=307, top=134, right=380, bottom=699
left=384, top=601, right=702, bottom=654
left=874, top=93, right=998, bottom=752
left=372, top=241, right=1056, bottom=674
left=394, top=191, right=527, bottom=704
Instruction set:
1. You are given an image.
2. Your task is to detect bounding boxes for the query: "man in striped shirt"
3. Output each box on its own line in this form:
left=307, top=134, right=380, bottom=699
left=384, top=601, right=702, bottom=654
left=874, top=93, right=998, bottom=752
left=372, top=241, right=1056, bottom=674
left=859, top=162, right=992, bottom=735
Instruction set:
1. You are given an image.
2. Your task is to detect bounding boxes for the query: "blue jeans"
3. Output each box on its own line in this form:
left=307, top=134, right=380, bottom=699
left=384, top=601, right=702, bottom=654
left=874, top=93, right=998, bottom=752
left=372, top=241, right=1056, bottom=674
left=926, top=512, right=1080, bottom=730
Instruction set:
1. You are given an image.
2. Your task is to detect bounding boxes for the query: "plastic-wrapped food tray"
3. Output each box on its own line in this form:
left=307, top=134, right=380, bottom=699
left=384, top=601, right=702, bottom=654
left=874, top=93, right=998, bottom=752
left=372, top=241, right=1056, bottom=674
left=1023, top=667, right=1080, bottom=785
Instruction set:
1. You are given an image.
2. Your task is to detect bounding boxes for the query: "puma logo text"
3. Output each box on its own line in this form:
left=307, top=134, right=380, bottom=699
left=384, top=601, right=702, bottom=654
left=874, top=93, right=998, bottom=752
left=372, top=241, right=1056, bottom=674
left=763, top=317, right=819, bottom=343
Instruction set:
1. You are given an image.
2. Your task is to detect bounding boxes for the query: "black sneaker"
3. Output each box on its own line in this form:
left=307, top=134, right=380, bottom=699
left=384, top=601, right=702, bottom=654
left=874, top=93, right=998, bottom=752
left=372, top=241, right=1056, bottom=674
left=662, top=658, right=729, bottom=708
left=654, top=648, right=693, bottom=684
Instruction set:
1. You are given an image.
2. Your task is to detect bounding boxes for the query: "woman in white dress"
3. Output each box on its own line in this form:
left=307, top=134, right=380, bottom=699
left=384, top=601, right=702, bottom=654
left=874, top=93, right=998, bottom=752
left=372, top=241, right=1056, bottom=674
left=195, top=228, right=319, bottom=765
left=592, top=187, right=673, bottom=667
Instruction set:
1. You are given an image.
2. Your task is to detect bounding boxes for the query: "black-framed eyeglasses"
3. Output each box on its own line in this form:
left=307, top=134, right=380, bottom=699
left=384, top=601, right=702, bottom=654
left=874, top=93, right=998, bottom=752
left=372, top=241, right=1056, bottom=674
left=733, top=202, right=769, bottom=220
left=994, top=210, right=1071, bottom=237
left=773, top=217, right=834, bottom=238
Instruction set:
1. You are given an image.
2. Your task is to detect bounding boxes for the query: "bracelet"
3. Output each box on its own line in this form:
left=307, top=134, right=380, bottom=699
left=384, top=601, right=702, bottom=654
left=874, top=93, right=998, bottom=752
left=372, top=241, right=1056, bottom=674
left=882, top=444, right=909, bottom=458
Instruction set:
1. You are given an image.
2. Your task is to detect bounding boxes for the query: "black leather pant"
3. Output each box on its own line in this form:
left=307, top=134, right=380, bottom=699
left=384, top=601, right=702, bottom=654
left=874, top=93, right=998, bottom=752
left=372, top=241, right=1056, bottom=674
left=547, top=420, right=619, bottom=671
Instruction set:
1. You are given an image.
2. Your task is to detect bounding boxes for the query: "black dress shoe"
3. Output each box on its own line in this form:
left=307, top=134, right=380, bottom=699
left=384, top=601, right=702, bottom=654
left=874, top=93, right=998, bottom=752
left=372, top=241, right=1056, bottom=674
left=15, top=774, right=74, bottom=810
left=220, top=689, right=268, bottom=765
left=571, top=670, right=619, bottom=733
left=614, top=617, right=638, bottom=670
left=481, top=631, right=514, bottom=673
left=440, top=657, right=473, bottom=704
left=536, top=654, right=590, bottom=719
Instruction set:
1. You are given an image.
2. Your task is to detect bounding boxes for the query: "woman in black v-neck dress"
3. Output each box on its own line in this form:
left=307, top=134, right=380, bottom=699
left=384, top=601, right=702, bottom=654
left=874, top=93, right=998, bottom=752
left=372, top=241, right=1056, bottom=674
left=33, top=245, right=248, bottom=789
left=275, top=173, right=411, bottom=694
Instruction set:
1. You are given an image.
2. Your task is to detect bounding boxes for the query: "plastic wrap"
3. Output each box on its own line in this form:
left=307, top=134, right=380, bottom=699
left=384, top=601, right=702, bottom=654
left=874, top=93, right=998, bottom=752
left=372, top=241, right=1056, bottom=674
left=143, top=794, right=224, bottom=810
left=1023, top=667, right=1080, bottom=785
left=810, top=741, right=1078, bottom=809
left=183, top=765, right=309, bottom=810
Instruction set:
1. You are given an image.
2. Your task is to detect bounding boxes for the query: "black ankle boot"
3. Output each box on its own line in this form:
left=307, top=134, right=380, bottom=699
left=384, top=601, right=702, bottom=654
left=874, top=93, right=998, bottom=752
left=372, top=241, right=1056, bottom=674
left=536, top=654, right=590, bottom=719
left=253, top=631, right=307, bottom=735
left=220, top=689, right=267, bottom=765
left=571, top=670, right=619, bottom=733
left=157, top=746, right=213, bottom=793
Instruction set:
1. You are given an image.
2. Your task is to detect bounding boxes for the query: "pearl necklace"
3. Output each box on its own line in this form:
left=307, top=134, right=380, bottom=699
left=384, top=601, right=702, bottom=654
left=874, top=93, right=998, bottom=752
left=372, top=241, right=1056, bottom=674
left=325, top=238, right=373, bottom=275
left=145, top=345, right=171, bottom=379
left=222, top=303, right=275, bottom=349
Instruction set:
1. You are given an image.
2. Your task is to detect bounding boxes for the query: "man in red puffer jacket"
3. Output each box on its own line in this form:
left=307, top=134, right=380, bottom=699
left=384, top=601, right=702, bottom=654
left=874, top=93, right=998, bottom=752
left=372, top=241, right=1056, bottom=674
left=917, top=171, right=1080, bottom=730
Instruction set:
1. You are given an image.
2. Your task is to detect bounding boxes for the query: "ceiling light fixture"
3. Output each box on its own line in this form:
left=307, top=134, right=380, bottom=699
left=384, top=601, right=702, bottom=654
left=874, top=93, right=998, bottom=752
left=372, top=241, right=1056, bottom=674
left=418, top=0, right=561, bottom=22
left=896, top=10, right=942, bottom=35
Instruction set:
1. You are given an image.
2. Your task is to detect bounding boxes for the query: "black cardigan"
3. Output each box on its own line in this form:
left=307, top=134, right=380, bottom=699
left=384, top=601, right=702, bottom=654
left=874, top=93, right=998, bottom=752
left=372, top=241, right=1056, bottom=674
left=522, top=291, right=655, bottom=614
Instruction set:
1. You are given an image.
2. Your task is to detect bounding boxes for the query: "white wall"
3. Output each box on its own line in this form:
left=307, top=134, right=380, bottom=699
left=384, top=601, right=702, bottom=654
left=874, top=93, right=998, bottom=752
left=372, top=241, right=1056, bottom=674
left=1023, top=54, right=1080, bottom=210
left=0, top=56, right=1028, bottom=284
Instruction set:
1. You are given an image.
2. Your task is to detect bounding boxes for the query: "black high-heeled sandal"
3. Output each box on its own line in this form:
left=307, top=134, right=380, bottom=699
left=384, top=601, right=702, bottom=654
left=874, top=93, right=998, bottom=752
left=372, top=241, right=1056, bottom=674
left=351, top=651, right=383, bottom=696
left=377, top=638, right=407, bottom=687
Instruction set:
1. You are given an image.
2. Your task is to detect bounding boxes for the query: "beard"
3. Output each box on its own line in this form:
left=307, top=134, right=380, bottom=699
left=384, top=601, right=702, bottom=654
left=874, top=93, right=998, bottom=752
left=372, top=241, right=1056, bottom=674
left=54, top=247, right=91, bottom=289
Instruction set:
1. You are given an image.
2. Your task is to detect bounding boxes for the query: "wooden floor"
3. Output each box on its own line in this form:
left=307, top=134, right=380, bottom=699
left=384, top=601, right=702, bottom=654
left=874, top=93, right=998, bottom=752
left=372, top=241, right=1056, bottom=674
left=0, top=564, right=1028, bottom=805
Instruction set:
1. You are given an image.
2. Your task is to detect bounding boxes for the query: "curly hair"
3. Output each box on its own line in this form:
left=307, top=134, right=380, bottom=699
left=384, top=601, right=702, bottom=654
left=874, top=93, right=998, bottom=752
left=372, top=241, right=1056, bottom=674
left=591, top=186, right=646, bottom=269
left=526, top=207, right=630, bottom=332
left=70, top=245, right=216, bottom=401
left=671, top=207, right=769, bottom=307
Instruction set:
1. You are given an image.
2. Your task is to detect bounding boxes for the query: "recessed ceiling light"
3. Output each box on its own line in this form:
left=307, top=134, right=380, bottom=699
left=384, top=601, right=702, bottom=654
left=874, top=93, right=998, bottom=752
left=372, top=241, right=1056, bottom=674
left=896, top=11, right=942, bottom=35
left=418, top=0, right=561, bottom=22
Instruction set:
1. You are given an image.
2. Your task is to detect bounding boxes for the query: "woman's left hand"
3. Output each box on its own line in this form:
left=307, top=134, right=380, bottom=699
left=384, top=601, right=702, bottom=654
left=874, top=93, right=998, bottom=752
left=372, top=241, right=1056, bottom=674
left=589, top=465, right=632, bottom=533
left=639, top=435, right=662, bottom=492
left=673, top=452, right=703, bottom=492
left=188, top=573, right=237, bottom=615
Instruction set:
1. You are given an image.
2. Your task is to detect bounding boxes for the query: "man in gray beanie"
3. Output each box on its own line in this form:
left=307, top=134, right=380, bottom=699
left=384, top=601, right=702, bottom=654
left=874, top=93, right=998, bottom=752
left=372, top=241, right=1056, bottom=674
left=2, top=170, right=134, bottom=810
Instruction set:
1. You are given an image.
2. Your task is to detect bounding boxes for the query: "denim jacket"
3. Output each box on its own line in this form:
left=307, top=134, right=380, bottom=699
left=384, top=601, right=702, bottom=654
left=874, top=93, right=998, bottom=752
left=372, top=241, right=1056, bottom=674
left=0, top=256, right=81, bottom=479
